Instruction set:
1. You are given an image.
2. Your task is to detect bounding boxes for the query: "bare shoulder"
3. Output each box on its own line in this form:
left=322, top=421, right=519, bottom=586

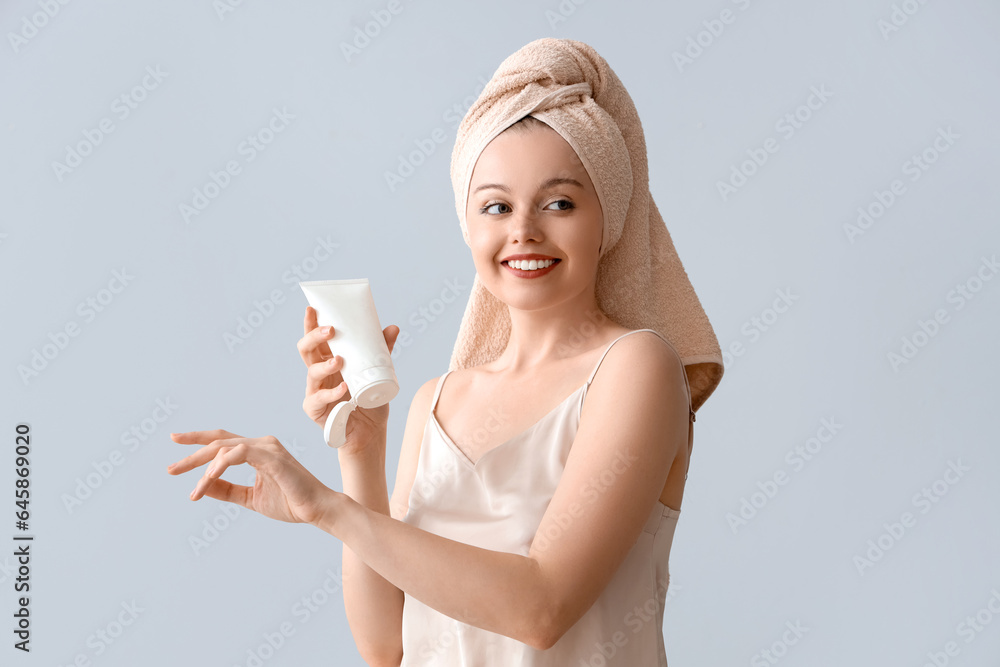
left=588, top=330, right=689, bottom=411
left=388, top=375, right=442, bottom=520
left=411, top=375, right=441, bottom=413
left=622, top=330, right=684, bottom=368
left=607, top=329, right=683, bottom=365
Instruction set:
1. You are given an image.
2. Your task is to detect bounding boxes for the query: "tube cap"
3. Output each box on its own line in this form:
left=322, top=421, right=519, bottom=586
left=323, top=399, right=357, bottom=449
left=355, top=378, right=399, bottom=408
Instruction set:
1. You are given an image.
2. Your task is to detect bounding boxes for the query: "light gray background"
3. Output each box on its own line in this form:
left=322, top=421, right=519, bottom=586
left=2, top=1, right=999, bottom=665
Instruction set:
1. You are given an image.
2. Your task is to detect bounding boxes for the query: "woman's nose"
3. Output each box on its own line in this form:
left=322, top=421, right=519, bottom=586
left=508, top=210, right=543, bottom=243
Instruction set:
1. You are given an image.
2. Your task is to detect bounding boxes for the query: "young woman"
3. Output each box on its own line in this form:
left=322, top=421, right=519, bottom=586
left=167, top=38, right=723, bottom=666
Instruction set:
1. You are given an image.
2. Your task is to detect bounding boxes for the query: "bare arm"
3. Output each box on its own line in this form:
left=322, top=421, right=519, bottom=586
left=338, top=378, right=435, bottom=665
left=338, top=438, right=401, bottom=665
left=314, top=332, right=689, bottom=650
left=297, top=306, right=430, bottom=665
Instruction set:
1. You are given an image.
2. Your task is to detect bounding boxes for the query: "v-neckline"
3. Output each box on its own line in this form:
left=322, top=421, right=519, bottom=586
left=430, top=379, right=589, bottom=469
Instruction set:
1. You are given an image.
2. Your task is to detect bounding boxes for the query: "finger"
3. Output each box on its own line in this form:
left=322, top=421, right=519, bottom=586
left=303, top=307, right=328, bottom=360
left=190, top=455, right=242, bottom=501
left=167, top=435, right=243, bottom=474
left=170, top=429, right=242, bottom=444
left=297, top=322, right=335, bottom=366
left=384, top=324, right=400, bottom=354
left=306, top=354, right=345, bottom=393
left=195, top=477, right=252, bottom=508
left=191, top=442, right=251, bottom=500
left=303, top=384, right=350, bottom=416
left=304, top=306, right=317, bottom=337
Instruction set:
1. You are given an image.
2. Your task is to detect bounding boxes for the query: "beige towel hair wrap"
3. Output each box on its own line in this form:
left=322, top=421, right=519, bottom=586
left=447, top=37, right=724, bottom=413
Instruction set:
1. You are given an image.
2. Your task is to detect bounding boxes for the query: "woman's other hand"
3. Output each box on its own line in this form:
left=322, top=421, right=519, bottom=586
left=167, top=429, right=338, bottom=526
left=297, top=306, right=400, bottom=455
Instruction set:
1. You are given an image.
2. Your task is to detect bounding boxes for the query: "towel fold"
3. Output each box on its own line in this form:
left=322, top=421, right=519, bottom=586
left=447, top=37, right=724, bottom=412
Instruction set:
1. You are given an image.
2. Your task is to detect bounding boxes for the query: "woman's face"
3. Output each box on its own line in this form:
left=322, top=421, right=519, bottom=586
left=465, top=122, right=604, bottom=311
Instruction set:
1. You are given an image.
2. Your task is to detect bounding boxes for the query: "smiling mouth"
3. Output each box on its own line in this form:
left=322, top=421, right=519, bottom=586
left=502, top=258, right=561, bottom=274
left=502, top=258, right=560, bottom=266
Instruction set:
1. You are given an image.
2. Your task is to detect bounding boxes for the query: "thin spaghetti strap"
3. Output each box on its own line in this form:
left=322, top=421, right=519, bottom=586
left=430, top=370, right=451, bottom=413
left=584, top=329, right=698, bottom=479
left=586, top=329, right=667, bottom=386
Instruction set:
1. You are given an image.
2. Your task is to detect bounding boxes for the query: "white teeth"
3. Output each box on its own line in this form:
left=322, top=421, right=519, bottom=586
left=508, top=259, right=556, bottom=271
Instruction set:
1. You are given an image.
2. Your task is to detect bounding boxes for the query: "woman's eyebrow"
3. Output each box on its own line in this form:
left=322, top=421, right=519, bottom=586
left=473, top=176, right=584, bottom=194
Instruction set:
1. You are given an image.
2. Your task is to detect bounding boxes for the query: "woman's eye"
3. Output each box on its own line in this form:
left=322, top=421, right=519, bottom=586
left=478, top=199, right=574, bottom=215
left=480, top=202, right=511, bottom=215
left=547, top=199, right=574, bottom=211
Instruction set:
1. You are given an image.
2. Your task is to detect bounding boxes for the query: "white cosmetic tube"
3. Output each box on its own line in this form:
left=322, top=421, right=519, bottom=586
left=299, top=279, right=399, bottom=448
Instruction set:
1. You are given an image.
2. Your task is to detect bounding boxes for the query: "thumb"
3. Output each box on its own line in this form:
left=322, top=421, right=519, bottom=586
left=384, top=324, right=400, bottom=354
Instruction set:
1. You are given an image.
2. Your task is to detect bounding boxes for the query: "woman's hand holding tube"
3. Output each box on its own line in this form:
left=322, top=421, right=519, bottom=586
left=298, top=306, right=400, bottom=456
